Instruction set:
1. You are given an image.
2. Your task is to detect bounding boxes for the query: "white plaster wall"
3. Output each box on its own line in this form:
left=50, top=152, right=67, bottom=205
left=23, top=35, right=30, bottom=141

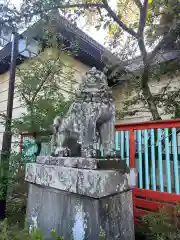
left=113, top=74, right=179, bottom=124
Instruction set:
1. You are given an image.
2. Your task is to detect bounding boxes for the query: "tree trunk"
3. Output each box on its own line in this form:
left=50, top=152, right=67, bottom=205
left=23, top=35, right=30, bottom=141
left=141, top=68, right=162, bottom=121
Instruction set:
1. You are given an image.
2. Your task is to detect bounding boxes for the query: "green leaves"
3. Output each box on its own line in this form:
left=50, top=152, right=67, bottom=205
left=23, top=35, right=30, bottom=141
left=13, top=46, right=74, bottom=135
left=51, top=229, right=64, bottom=240
left=117, top=0, right=139, bottom=27
left=141, top=203, right=180, bottom=239
left=0, top=219, right=64, bottom=240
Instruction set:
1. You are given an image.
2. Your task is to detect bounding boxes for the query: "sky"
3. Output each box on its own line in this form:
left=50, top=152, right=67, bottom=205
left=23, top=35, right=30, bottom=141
left=76, top=0, right=117, bottom=44
left=10, top=0, right=117, bottom=46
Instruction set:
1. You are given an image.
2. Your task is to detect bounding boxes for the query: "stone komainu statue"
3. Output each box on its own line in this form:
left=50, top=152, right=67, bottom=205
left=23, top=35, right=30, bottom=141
left=51, top=67, right=116, bottom=158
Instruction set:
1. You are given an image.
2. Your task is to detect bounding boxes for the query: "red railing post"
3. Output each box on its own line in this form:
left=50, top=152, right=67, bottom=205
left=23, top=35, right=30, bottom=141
left=130, top=129, right=135, bottom=168
left=19, top=134, right=23, bottom=152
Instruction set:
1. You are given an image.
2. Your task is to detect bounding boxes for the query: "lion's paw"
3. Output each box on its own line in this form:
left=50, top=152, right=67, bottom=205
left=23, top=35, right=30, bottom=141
left=54, top=147, right=71, bottom=157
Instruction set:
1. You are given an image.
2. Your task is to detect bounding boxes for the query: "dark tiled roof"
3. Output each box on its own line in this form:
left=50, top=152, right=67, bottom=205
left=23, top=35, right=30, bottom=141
left=125, top=50, right=180, bottom=72
left=108, top=50, right=180, bottom=83
left=0, top=10, right=118, bottom=76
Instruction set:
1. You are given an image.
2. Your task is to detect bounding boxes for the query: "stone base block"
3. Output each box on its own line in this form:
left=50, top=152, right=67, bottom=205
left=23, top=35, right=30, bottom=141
left=27, top=183, right=134, bottom=240
left=25, top=157, right=137, bottom=240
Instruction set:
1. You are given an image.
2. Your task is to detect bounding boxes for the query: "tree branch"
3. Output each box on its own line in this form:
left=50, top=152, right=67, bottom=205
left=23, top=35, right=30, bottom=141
left=0, top=113, right=7, bottom=119
left=138, top=38, right=147, bottom=62
left=21, top=92, right=30, bottom=105
left=134, top=0, right=143, bottom=9
left=138, top=0, right=148, bottom=36
left=141, top=67, right=162, bottom=120
left=147, top=25, right=180, bottom=64
left=102, top=0, right=138, bottom=38
left=0, top=3, right=105, bottom=26
left=161, top=77, right=174, bottom=97
left=30, top=56, right=65, bottom=103
left=136, top=0, right=148, bottom=62
left=31, top=69, right=53, bottom=104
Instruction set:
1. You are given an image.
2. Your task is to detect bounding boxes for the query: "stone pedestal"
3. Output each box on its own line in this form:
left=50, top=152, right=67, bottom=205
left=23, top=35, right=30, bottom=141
left=25, top=156, right=137, bottom=240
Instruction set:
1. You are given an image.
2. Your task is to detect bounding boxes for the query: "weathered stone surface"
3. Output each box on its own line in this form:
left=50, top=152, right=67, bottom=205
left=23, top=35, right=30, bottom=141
left=36, top=156, right=131, bottom=171
left=51, top=67, right=116, bottom=158
left=26, top=184, right=134, bottom=240
left=25, top=162, right=137, bottom=198
left=36, top=156, right=98, bottom=169
left=97, top=159, right=129, bottom=172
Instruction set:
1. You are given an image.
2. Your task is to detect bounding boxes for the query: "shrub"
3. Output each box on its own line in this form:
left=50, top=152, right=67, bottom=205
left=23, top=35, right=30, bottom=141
left=0, top=219, right=106, bottom=240
left=0, top=219, right=64, bottom=240
left=141, top=202, right=180, bottom=240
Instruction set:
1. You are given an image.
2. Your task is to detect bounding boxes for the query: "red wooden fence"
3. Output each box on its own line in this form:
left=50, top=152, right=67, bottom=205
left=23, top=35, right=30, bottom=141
left=115, top=119, right=180, bottom=224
